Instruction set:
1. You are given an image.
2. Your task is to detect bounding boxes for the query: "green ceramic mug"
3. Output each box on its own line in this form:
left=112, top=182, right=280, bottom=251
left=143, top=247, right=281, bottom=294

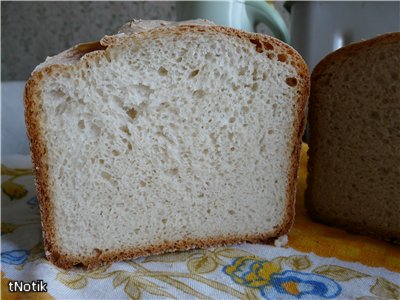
left=176, top=0, right=289, bottom=43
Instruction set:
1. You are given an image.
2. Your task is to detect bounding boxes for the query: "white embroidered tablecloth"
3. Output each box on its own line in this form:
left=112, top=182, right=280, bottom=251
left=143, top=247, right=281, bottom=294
left=2, top=145, right=399, bottom=299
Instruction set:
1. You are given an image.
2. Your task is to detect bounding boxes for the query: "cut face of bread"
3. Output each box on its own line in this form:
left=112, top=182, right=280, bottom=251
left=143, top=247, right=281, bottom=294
left=306, top=33, right=400, bottom=243
left=25, top=20, right=309, bottom=269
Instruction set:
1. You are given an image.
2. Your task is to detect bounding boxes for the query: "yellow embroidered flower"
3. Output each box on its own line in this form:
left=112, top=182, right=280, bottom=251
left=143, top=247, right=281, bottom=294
left=223, top=257, right=281, bottom=288
left=2, top=180, right=28, bottom=199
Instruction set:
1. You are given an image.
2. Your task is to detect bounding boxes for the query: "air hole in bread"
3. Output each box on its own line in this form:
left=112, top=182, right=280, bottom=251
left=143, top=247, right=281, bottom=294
left=158, top=66, right=168, bottom=76
left=193, top=89, right=205, bottom=98
left=242, top=106, right=249, bottom=113
left=205, top=53, right=212, bottom=60
left=229, top=117, right=236, bottom=123
left=263, top=42, right=274, bottom=50
left=369, top=111, right=380, bottom=121
left=278, top=54, right=287, bottom=62
left=101, top=171, right=112, bottom=181
left=119, top=125, right=131, bottom=136
left=272, top=104, right=277, bottom=117
left=78, top=120, right=85, bottom=129
left=125, top=107, right=137, bottom=120
left=74, top=41, right=107, bottom=59
left=239, top=68, right=246, bottom=76
left=252, top=83, right=258, bottom=91
left=285, top=77, right=298, bottom=87
left=170, top=168, right=179, bottom=175
left=189, top=69, right=199, bottom=78
left=267, top=53, right=274, bottom=60
left=391, top=72, right=398, bottom=80
left=252, top=69, right=257, bottom=80
left=139, top=181, right=146, bottom=187
left=55, top=103, right=67, bottom=115
left=249, top=38, right=263, bottom=53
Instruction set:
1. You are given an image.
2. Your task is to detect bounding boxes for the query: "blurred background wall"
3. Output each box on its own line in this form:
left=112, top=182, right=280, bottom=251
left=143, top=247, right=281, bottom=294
left=1, top=1, right=289, bottom=81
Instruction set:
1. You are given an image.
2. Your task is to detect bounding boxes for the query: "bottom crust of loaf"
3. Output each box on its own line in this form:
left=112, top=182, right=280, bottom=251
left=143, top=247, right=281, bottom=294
left=305, top=205, right=400, bottom=245
left=46, top=232, right=284, bottom=270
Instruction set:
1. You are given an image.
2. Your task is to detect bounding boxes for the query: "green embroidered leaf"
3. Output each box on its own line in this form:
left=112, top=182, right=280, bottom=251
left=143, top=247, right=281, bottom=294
left=86, top=266, right=112, bottom=279
left=285, top=255, right=311, bottom=270
left=151, top=275, right=209, bottom=299
left=313, top=265, right=369, bottom=281
left=124, top=279, right=141, bottom=300
left=133, top=276, right=161, bottom=288
left=1, top=222, right=20, bottom=235
left=56, top=272, right=88, bottom=289
left=244, top=287, right=259, bottom=300
left=144, top=251, right=193, bottom=263
left=214, top=248, right=252, bottom=258
left=113, top=271, right=130, bottom=288
left=2, top=180, right=28, bottom=199
left=134, top=276, right=175, bottom=299
left=370, top=277, right=400, bottom=299
left=1, top=165, right=32, bottom=176
left=209, top=253, right=226, bottom=266
left=271, top=257, right=286, bottom=267
left=1, top=164, right=10, bottom=175
left=187, top=255, right=218, bottom=274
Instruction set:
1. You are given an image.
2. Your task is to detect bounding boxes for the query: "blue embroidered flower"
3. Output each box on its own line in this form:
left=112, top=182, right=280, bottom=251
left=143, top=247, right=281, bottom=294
left=1, top=250, right=30, bottom=265
left=223, top=257, right=342, bottom=299
left=27, top=196, right=38, bottom=206
left=263, top=270, right=342, bottom=299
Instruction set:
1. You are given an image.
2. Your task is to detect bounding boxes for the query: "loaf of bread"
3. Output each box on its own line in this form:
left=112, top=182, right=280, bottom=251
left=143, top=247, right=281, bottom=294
left=24, top=20, right=309, bottom=269
left=306, top=32, right=400, bottom=243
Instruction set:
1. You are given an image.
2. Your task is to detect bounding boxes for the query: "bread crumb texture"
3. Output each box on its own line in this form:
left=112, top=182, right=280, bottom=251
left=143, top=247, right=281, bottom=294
left=26, top=25, right=308, bottom=268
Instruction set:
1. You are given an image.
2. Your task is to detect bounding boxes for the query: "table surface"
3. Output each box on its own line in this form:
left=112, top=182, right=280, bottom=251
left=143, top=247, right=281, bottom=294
left=2, top=144, right=399, bottom=299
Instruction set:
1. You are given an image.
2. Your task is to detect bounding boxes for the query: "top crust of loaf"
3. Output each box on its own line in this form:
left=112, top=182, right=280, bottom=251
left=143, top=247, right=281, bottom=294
left=25, top=21, right=309, bottom=269
left=311, top=32, right=400, bottom=81
left=306, top=32, right=400, bottom=242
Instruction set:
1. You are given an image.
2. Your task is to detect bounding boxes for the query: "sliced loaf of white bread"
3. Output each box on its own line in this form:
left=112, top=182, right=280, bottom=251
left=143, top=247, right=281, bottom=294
left=25, top=20, right=309, bottom=269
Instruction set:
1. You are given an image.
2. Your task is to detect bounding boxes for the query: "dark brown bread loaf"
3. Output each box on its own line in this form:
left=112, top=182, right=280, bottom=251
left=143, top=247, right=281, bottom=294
left=306, top=32, right=400, bottom=243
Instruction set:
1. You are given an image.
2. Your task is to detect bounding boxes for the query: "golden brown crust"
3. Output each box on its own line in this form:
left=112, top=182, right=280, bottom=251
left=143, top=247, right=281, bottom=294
left=306, top=32, right=400, bottom=244
left=25, top=24, right=309, bottom=269
left=51, top=234, right=279, bottom=270
left=24, top=72, right=58, bottom=263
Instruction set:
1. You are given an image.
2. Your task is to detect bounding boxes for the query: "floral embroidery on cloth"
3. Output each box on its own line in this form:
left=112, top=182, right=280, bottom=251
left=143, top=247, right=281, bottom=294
left=223, top=257, right=341, bottom=299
